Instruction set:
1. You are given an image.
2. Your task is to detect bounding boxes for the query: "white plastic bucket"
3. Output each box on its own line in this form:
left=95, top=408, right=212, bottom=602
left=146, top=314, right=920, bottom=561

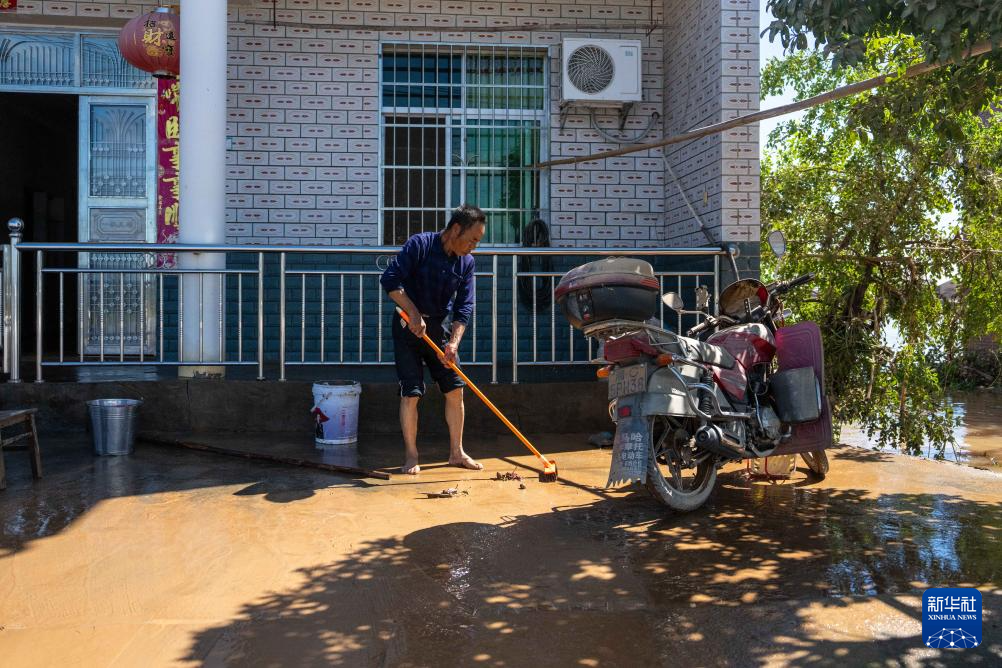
left=312, top=381, right=361, bottom=446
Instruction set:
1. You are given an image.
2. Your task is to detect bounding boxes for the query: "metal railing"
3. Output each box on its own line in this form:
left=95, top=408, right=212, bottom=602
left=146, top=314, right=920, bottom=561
left=279, top=255, right=500, bottom=381
left=2, top=218, right=725, bottom=383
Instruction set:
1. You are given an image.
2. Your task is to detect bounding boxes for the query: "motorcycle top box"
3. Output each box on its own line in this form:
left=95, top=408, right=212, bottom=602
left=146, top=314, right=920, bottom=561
left=556, top=258, right=660, bottom=329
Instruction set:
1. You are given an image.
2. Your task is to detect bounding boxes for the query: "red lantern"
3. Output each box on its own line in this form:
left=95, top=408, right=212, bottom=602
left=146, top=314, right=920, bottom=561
left=118, top=7, right=180, bottom=79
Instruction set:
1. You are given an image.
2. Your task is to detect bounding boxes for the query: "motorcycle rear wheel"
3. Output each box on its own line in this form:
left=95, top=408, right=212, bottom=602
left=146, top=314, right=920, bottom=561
left=800, top=450, right=829, bottom=479
left=644, top=416, right=717, bottom=512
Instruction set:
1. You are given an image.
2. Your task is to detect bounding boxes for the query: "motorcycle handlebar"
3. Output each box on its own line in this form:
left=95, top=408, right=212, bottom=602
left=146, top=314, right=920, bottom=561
left=684, top=273, right=814, bottom=337
left=686, top=314, right=735, bottom=337
left=772, top=272, right=815, bottom=295
left=687, top=320, right=712, bottom=337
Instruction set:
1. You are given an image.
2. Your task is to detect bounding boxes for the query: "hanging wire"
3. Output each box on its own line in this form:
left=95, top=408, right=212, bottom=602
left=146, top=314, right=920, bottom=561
left=589, top=109, right=661, bottom=144
left=664, top=156, right=717, bottom=246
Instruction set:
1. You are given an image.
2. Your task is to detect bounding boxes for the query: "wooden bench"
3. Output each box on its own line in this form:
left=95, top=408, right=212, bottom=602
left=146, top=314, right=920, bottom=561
left=0, top=409, right=42, bottom=490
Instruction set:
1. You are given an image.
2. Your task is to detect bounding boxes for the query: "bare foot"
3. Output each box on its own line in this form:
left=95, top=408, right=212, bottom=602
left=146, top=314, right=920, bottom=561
left=448, top=454, right=484, bottom=471
left=402, top=459, right=421, bottom=475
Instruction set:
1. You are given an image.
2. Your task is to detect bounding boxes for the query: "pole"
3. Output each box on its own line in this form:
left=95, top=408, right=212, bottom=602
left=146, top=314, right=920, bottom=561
left=7, top=219, right=23, bottom=383
left=179, top=0, right=227, bottom=375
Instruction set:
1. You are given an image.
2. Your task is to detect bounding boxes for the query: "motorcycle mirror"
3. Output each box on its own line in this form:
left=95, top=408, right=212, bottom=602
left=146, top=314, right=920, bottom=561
left=767, top=230, right=787, bottom=258
left=662, top=292, right=684, bottom=311
left=695, top=285, right=710, bottom=311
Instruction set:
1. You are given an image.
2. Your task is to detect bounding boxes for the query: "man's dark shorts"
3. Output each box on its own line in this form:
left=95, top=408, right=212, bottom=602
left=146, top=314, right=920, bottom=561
left=392, top=314, right=466, bottom=397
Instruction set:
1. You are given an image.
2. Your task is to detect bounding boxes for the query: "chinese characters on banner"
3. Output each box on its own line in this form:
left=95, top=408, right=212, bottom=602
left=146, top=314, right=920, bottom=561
left=157, top=77, right=179, bottom=268
left=0, top=1, right=17, bottom=12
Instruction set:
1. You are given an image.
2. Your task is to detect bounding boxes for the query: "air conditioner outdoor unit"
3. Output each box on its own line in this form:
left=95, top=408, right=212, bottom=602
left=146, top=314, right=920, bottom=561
left=561, top=38, right=643, bottom=104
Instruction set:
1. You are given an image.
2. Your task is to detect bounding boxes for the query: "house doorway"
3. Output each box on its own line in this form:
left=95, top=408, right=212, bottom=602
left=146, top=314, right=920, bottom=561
left=0, top=92, right=79, bottom=358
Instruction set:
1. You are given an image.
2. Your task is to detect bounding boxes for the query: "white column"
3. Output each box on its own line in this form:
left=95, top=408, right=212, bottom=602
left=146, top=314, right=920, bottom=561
left=179, top=0, right=227, bottom=375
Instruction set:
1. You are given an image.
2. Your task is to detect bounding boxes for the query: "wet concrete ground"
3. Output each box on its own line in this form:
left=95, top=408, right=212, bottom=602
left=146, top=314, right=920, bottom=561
left=1, top=431, right=1000, bottom=667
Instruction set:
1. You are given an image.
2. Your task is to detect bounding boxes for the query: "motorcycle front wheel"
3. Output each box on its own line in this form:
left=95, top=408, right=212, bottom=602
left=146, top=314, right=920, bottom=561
left=644, top=416, right=717, bottom=512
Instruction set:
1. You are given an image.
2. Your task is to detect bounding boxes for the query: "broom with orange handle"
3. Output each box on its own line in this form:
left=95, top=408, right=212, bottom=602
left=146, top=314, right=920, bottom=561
left=396, top=307, right=558, bottom=482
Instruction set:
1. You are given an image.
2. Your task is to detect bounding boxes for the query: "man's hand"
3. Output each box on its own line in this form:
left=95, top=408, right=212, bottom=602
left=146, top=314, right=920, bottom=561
left=442, top=341, right=459, bottom=365
left=406, top=311, right=426, bottom=338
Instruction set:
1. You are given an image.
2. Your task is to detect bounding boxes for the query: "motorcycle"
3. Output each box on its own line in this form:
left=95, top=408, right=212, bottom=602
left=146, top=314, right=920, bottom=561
left=555, top=232, right=833, bottom=512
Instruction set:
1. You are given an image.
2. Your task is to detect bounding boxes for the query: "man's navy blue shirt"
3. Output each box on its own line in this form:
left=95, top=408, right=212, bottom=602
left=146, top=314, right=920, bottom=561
left=380, top=232, right=476, bottom=325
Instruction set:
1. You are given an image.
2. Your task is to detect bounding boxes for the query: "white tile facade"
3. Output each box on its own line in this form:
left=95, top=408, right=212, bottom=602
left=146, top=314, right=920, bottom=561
left=663, top=0, right=760, bottom=246
left=6, top=0, right=760, bottom=248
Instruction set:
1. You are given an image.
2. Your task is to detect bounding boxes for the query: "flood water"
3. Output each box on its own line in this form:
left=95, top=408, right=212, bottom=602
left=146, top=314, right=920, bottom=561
left=4, top=428, right=1002, bottom=665
left=839, top=391, right=1002, bottom=469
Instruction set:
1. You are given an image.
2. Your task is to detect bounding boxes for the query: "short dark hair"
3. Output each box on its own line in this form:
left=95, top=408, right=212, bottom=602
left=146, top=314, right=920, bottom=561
left=446, top=204, right=486, bottom=233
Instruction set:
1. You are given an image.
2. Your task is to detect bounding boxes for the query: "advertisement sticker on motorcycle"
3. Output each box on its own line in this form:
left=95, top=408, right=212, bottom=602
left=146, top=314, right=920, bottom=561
left=607, top=409, right=650, bottom=487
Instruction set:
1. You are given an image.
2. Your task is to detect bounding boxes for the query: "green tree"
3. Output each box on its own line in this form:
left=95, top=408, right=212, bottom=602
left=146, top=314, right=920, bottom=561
left=763, top=1, right=1002, bottom=119
left=761, top=36, right=1002, bottom=455
left=764, top=0, right=1002, bottom=64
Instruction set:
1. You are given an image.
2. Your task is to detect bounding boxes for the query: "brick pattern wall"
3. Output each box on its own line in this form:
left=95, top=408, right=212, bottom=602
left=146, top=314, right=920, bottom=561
left=220, top=0, right=667, bottom=249
left=546, top=15, right=666, bottom=248
left=662, top=0, right=759, bottom=247
left=9, top=0, right=673, bottom=249
left=5, top=2, right=158, bottom=20
left=4, top=1, right=750, bottom=375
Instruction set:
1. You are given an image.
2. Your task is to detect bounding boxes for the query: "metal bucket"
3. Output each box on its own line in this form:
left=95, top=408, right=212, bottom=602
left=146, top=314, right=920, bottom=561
left=87, top=399, right=142, bottom=456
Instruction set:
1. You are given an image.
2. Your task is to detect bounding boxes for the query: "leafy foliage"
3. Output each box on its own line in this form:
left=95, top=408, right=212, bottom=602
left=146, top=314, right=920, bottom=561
left=764, top=0, right=1002, bottom=64
left=763, top=0, right=1002, bottom=113
left=761, top=37, right=1002, bottom=455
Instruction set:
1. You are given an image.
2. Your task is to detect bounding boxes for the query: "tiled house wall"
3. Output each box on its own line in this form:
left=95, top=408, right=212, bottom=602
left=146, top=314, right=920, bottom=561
left=662, top=0, right=759, bottom=248
left=8, top=0, right=760, bottom=249
left=4, top=0, right=760, bottom=371
left=221, top=0, right=668, bottom=249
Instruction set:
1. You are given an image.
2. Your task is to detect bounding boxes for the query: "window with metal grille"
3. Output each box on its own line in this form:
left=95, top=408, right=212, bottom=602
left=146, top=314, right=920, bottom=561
left=380, top=45, right=548, bottom=246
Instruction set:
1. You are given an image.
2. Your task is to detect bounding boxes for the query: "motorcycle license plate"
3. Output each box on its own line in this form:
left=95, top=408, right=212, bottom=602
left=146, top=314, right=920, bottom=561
left=608, top=364, right=647, bottom=400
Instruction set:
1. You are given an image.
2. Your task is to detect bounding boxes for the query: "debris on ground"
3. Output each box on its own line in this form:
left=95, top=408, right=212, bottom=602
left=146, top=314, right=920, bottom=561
left=494, top=471, right=523, bottom=482
left=425, top=487, right=469, bottom=498
left=519, top=483, right=526, bottom=490
left=587, top=431, right=614, bottom=448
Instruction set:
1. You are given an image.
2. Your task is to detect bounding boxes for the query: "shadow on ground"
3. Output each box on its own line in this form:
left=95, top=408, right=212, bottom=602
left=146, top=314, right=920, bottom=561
left=184, top=477, right=1002, bottom=666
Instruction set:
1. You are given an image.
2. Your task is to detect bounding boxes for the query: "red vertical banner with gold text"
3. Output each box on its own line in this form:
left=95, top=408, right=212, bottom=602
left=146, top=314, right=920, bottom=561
left=0, top=1, right=18, bottom=11
left=157, top=77, right=180, bottom=268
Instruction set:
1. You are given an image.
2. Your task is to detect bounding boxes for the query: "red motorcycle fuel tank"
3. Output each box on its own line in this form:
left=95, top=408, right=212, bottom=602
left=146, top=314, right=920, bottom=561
left=707, top=323, right=777, bottom=369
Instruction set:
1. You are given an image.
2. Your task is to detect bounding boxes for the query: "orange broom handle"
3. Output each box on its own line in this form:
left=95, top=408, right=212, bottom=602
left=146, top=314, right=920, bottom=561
left=396, top=308, right=552, bottom=466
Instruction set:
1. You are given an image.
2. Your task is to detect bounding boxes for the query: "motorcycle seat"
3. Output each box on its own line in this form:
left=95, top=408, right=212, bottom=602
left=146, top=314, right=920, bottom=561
left=678, top=336, right=737, bottom=369
left=645, top=327, right=736, bottom=369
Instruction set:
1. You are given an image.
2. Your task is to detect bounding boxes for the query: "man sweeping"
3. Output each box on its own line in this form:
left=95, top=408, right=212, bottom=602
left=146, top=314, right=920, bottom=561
left=380, top=204, right=486, bottom=475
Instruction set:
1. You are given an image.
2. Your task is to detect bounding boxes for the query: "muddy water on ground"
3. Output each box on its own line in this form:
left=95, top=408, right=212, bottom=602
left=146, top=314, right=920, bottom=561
left=0, top=432, right=1000, bottom=666
left=840, top=391, right=1002, bottom=469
